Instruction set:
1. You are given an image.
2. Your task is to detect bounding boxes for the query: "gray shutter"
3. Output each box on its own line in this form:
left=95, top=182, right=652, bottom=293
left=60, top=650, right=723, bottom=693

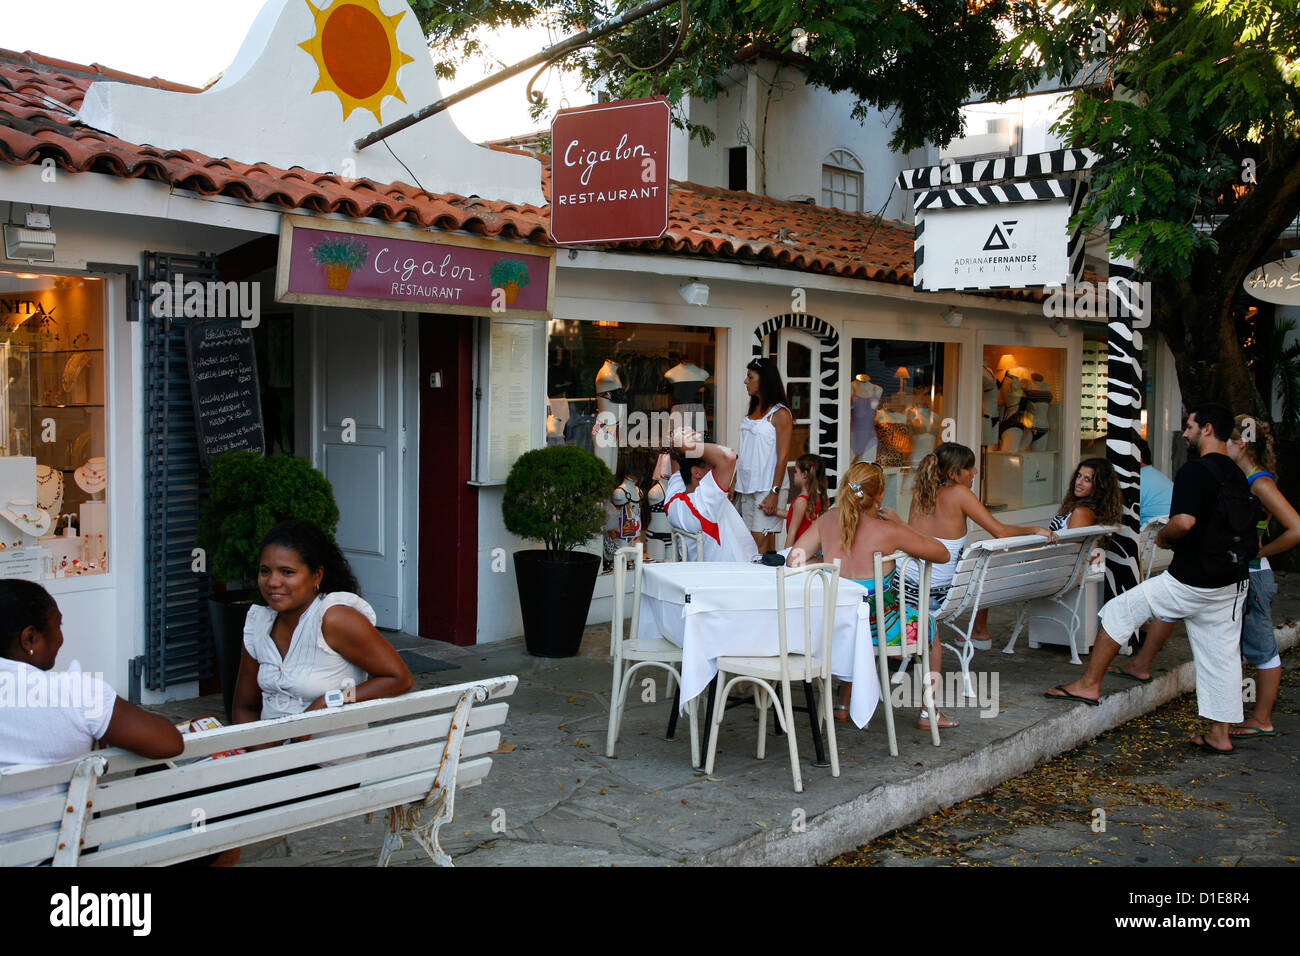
left=142, top=252, right=217, bottom=691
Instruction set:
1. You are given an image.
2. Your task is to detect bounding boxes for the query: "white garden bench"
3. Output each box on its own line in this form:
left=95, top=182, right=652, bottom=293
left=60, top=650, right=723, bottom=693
left=926, top=526, right=1120, bottom=691
left=0, top=676, right=516, bottom=867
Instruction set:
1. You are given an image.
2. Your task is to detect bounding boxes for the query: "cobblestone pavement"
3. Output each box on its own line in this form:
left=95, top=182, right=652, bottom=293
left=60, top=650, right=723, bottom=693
left=834, top=653, right=1299, bottom=867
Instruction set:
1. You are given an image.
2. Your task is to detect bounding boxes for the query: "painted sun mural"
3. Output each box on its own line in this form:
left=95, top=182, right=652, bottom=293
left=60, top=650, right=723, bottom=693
left=299, top=0, right=414, bottom=122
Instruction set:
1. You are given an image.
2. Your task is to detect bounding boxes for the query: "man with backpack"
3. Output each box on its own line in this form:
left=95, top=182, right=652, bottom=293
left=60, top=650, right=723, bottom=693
left=1046, top=403, right=1256, bottom=754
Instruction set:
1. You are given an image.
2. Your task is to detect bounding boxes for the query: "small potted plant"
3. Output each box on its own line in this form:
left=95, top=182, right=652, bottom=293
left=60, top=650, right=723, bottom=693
left=197, top=451, right=341, bottom=718
left=310, top=236, right=369, bottom=290
left=489, top=257, right=531, bottom=305
left=503, top=445, right=613, bottom=657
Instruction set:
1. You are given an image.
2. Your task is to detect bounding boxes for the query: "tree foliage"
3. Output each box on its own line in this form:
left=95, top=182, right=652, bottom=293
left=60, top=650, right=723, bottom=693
left=197, top=452, right=342, bottom=587
left=502, top=445, right=614, bottom=552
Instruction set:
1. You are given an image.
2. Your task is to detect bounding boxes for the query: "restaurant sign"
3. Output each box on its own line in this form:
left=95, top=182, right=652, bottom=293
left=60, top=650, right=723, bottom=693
left=1243, top=255, right=1300, bottom=306
left=550, top=96, right=670, bottom=244
left=275, top=216, right=555, bottom=318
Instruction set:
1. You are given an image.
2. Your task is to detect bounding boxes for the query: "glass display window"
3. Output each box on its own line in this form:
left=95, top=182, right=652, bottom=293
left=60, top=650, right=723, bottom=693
left=0, top=271, right=108, bottom=580
left=981, top=343, right=1065, bottom=512
left=849, top=338, right=960, bottom=517
left=1080, top=333, right=1108, bottom=460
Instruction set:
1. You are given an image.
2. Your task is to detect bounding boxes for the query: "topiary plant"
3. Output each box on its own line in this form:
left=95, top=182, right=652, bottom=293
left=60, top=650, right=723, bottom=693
left=197, top=451, right=342, bottom=588
left=503, top=445, right=613, bottom=554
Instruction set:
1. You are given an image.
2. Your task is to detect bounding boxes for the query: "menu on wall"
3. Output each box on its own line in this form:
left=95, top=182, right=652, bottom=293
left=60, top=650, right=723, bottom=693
left=487, top=319, right=535, bottom=481
left=184, top=319, right=266, bottom=467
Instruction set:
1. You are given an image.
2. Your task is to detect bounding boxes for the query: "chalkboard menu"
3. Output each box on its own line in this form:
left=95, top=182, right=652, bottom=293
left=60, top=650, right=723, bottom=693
left=184, top=319, right=266, bottom=467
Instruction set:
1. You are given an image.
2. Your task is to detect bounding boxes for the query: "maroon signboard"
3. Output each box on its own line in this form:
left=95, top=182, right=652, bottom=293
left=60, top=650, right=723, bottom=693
left=275, top=216, right=555, bottom=319
left=550, top=96, right=671, bottom=244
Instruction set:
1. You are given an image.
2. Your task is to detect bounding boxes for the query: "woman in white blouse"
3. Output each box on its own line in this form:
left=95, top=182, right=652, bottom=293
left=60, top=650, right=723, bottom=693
left=233, top=520, right=412, bottom=726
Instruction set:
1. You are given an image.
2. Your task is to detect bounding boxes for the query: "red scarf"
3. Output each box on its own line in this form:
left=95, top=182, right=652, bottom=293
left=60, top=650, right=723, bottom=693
left=668, top=493, right=720, bottom=545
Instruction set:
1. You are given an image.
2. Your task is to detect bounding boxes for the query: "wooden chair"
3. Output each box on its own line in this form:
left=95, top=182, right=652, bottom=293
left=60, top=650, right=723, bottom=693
left=703, top=559, right=841, bottom=793
left=869, top=551, right=941, bottom=756
left=605, top=544, right=699, bottom=764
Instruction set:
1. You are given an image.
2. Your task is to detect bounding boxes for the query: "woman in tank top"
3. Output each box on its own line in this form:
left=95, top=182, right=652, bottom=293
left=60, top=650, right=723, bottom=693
left=1050, top=458, right=1122, bottom=532
left=735, top=357, right=794, bottom=553
left=905, top=443, right=1054, bottom=726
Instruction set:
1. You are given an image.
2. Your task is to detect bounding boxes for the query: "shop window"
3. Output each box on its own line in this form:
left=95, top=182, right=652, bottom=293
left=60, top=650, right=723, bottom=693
left=546, top=319, right=717, bottom=470
left=850, top=338, right=959, bottom=516
left=1080, top=333, right=1108, bottom=460
left=981, top=344, right=1066, bottom=512
left=821, top=149, right=863, bottom=212
left=1, top=271, right=108, bottom=579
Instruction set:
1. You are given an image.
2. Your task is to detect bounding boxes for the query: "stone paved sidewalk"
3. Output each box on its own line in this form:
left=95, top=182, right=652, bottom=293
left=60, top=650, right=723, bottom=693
left=152, top=573, right=1299, bottom=867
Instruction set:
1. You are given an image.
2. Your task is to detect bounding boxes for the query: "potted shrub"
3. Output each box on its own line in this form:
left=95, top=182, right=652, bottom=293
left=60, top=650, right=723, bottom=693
left=197, top=451, right=341, bottom=718
left=489, top=257, right=531, bottom=305
left=503, top=445, right=613, bottom=657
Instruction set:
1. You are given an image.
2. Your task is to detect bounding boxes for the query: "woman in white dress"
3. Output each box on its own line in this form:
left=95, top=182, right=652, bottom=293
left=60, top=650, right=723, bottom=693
left=735, top=357, right=794, bottom=553
left=233, top=520, right=412, bottom=726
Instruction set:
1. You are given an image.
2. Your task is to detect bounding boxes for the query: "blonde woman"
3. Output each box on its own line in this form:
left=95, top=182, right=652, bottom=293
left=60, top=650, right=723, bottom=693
left=906, top=442, right=1053, bottom=668
left=790, top=462, right=950, bottom=724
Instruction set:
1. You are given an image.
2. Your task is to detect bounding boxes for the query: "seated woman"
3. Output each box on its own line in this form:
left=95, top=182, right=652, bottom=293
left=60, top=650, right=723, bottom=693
left=1, top=579, right=184, bottom=848
left=789, top=461, right=951, bottom=724
left=1052, top=458, right=1122, bottom=531
left=233, top=519, right=413, bottom=727
left=907, top=442, right=1054, bottom=657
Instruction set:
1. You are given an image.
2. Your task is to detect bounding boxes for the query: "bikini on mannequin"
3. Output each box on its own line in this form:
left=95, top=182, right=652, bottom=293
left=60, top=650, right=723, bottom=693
left=981, top=367, right=999, bottom=447
left=592, top=360, right=625, bottom=474
left=602, top=474, right=644, bottom=571
left=645, top=452, right=673, bottom=561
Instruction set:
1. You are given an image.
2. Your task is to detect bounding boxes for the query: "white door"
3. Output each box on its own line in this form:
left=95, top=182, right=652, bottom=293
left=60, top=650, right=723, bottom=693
left=777, top=330, right=821, bottom=475
left=312, top=308, right=405, bottom=629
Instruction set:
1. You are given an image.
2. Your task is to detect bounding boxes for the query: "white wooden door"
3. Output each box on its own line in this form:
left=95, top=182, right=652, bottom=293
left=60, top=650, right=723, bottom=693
left=312, top=308, right=404, bottom=629
left=777, top=330, right=821, bottom=469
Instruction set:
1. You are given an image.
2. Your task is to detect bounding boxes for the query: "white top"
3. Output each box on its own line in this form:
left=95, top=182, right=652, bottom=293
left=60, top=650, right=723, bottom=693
left=735, top=403, right=785, bottom=494
left=0, top=658, right=116, bottom=842
left=243, top=592, right=374, bottom=720
left=665, top=471, right=758, bottom=563
left=904, top=534, right=967, bottom=591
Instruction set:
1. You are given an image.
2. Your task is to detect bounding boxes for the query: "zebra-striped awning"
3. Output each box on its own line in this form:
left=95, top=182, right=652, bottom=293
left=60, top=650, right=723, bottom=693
left=897, top=148, right=1100, bottom=191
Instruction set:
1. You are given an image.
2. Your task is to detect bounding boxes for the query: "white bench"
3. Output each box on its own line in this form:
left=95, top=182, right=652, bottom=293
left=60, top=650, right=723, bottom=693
left=0, top=676, right=516, bottom=867
left=928, top=526, right=1120, bottom=690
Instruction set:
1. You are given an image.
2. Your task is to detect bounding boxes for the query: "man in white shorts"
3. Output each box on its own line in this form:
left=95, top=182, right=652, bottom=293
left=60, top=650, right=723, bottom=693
left=664, top=431, right=759, bottom=563
left=1045, top=404, right=1254, bottom=754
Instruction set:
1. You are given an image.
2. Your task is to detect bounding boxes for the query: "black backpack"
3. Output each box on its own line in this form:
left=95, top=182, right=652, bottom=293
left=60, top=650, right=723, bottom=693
left=1194, top=455, right=1259, bottom=584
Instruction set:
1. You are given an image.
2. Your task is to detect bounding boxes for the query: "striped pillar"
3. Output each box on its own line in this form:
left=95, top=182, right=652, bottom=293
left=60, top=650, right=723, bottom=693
left=1103, top=251, right=1143, bottom=610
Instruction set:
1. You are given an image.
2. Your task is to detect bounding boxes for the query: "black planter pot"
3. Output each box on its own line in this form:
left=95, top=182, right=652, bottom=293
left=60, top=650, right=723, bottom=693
left=513, top=550, right=600, bottom=658
left=208, top=590, right=257, bottom=722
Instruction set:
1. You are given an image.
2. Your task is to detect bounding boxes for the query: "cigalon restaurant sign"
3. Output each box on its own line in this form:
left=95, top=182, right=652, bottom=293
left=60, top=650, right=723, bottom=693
left=1243, top=255, right=1300, bottom=306
left=275, top=215, right=555, bottom=319
left=550, top=96, right=671, bottom=244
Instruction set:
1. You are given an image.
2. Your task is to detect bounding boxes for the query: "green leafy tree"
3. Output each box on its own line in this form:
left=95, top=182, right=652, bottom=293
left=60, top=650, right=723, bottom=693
left=503, top=445, right=614, bottom=552
left=197, top=452, right=342, bottom=587
left=1006, top=0, right=1300, bottom=416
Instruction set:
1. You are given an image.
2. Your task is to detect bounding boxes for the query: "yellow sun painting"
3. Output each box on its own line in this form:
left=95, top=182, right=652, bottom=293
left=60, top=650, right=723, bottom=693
left=299, top=0, right=414, bottom=122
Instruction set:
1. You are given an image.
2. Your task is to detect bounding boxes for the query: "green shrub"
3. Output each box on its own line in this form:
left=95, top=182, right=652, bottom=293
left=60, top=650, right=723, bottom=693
left=197, top=452, right=341, bottom=587
left=503, top=445, right=613, bottom=553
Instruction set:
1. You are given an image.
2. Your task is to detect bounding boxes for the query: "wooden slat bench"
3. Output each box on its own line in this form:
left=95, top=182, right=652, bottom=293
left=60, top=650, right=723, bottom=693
left=0, top=676, right=516, bottom=867
left=925, top=526, right=1120, bottom=691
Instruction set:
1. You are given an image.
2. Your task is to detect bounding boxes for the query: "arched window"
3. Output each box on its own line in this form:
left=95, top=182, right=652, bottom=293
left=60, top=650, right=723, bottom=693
left=821, top=149, right=863, bottom=212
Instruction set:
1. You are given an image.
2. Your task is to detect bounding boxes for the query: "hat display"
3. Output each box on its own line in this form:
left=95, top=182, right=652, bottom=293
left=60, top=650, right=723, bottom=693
left=74, top=456, right=106, bottom=496
left=1, top=499, right=51, bottom=537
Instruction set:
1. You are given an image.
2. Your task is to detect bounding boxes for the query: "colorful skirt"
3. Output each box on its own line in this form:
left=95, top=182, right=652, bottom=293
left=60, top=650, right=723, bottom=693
left=853, top=573, right=937, bottom=648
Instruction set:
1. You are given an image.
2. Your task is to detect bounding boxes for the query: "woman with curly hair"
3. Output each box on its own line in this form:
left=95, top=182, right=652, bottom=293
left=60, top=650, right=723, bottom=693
left=1051, top=457, right=1123, bottom=531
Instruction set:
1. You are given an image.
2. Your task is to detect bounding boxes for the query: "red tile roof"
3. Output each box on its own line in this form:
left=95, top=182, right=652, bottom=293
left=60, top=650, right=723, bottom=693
left=0, top=49, right=1048, bottom=300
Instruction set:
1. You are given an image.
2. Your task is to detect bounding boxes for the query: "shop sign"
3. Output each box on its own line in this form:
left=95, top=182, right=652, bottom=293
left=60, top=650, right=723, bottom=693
left=913, top=181, right=1084, bottom=292
left=276, top=216, right=555, bottom=318
left=550, top=97, right=670, bottom=244
left=1243, top=256, right=1300, bottom=306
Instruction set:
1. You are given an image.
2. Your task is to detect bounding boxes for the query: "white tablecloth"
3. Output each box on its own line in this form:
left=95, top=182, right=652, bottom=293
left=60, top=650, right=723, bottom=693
left=636, top=562, right=880, bottom=728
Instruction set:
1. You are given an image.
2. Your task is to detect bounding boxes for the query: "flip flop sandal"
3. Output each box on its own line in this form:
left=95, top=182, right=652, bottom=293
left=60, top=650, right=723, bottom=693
left=1107, top=665, right=1153, bottom=684
left=1044, top=684, right=1099, bottom=706
left=1228, top=726, right=1278, bottom=739
left=1189, top=734, right=1234, bottom=755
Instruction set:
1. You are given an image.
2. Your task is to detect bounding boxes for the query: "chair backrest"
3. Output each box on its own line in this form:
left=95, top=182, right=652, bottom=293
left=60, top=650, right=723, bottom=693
left=669, top=526, right=704, bottom=562
left=0, top=677, right=516, bottom=867
left=870, top=550, right=930, bottom=658
left=775, top=559, right=842, bottom=683
left=1138, top=516, right=1170, bottom=580
left=611, top=543, right=643, bottom=658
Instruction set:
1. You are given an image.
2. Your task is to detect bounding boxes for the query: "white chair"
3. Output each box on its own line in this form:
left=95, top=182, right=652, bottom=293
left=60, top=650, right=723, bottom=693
left=870, top=551, right=941, bottom=756
left=703, top=559, right=841, bottom=793
left=669, top=526, right=704, bottom=562
left=606, top=544, right=699, bottom=764
left=1138, top=516, right=1171, bottom=580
